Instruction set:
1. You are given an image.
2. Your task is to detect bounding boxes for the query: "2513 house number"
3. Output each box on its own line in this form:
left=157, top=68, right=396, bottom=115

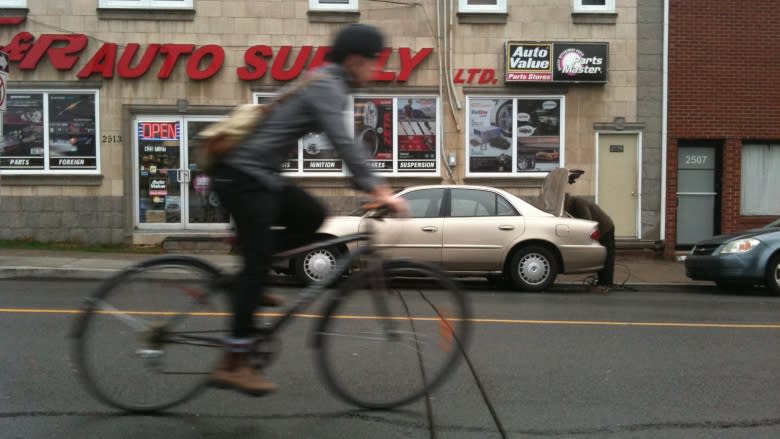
left=102, top=135, right=123, bottom=143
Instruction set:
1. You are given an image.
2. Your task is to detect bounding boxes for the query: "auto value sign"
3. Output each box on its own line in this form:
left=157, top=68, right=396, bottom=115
left=505, top=42, right=608, bottom=83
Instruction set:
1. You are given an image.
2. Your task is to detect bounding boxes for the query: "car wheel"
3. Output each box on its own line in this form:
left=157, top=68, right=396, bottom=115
left=508, top=246, right=558, bottom=292
left=295, top=245, right=342, bottom=284
left=766, top=254, right=780, bottom=295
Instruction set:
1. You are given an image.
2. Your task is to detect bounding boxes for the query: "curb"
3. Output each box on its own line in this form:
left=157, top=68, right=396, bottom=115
left=0, top=266, right=705, bottom=287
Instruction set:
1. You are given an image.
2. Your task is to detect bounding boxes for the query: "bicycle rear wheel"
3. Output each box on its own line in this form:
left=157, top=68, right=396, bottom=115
left=71, top=256, right=229, bottom=413
left=315, top=259, right=471, bottom=409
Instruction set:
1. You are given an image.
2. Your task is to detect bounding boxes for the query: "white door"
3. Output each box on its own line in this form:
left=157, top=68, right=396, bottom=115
left=597, top=133, right=640, bottom=238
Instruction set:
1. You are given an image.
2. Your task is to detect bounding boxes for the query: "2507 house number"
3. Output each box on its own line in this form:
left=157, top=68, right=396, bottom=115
left=685, top=154, right=708, bottom=165
left=102, top=135, right=123, bottom=143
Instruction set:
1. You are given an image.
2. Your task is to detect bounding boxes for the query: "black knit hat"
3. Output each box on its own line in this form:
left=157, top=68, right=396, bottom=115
left=326, top=24, right=385, bottom=63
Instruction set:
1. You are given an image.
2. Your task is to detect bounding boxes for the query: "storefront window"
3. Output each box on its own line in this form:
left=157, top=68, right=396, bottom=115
left=253, top=93, right=440, bottom=176
left=741, top=143, right=780, bottom=215
left=309, top=0, right=358, bottom=11
left=1, top=91, right=99, bottom=173
left=466, top=96, right=563, bottom=176
left=458, top=0, right=507, bottom=13
left=573, top=0, right=615, bottom=13
left=0, top=0, right=26, bottom=7
left=99, top=0, right=193, bottom=9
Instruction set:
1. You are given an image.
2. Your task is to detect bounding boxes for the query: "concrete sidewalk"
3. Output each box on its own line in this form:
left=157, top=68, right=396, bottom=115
left=0, top=248, right=705, bottom=286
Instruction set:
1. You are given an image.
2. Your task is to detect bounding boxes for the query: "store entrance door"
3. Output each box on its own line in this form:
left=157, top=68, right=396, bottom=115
left=675, top=144, right=719, bottom=246
left=597, top=132, right=640, bottom=238
left=134, top=117, right=229, bottom=230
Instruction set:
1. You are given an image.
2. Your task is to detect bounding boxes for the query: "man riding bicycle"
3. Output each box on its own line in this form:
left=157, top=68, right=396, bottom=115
left=209, top=24, right=408, bottom=396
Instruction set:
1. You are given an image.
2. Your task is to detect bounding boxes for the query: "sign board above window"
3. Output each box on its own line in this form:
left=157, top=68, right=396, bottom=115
left=505, top=41, right=608, bottom=84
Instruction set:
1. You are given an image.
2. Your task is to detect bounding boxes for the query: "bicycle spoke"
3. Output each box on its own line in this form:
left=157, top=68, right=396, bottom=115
left=74, top=257, right=229, bottom=413
left=316, top=260, right=471, bottom=409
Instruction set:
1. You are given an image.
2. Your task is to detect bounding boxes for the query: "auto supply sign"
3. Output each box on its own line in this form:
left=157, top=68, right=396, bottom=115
left=0, top=50, right=8, bottom=111
left=505, top=42, right=608, bottom=83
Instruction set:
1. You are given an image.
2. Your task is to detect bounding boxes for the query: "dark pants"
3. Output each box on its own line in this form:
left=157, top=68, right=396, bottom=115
left=211, top=165, right=326, bottom=338
left=598, top=228, right=615, bottom=286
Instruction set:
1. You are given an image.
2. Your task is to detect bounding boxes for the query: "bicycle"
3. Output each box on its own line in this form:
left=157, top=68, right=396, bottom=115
left=70, top=205, right=472, bottom=413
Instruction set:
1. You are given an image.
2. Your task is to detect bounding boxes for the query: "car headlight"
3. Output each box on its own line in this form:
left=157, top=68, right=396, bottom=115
left=720, top=238, right=760, bottom=254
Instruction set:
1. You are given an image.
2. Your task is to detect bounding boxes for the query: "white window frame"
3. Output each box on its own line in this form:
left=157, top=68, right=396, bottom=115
left=458, top=0, right=507, bottom=14
left=0, top=0, right=27, bottom=8
left=465, top=95, right=565, bottom=178
left=1, top=89, right=101, bottom=175
left=573, top=0, right=615, bottom=13
left=740, top=143, right=780, bottom=215
left=309, top=0, right=358, bottom=12
left=99, top=0, right=194, bottom=10
left=252, top=93, right=441, bottom=177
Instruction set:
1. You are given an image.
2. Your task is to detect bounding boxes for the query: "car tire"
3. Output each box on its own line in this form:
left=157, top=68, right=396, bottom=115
left=295, top=245, right=342, bottom=285
left=766, top=254, right=780, bottom=295
left=508, top=245, right=558, bottom=292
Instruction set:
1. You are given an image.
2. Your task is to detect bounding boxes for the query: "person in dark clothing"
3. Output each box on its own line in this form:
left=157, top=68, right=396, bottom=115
left=564, top=193, right=616, bottom=291
left=209, top=24, right=408, bottom=396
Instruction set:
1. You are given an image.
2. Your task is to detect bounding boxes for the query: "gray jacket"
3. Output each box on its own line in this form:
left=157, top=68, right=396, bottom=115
left=224, top=63, right=381, bottom=193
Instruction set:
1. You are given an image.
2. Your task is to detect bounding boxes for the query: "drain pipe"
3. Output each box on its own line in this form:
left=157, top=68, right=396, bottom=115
left=436, top=0, right=456, bottom=182
left=660, top=0, right=669, bottom=241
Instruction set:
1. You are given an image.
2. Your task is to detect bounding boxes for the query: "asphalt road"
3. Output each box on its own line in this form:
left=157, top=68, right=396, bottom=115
left=2, top=279, right=780, bottom=438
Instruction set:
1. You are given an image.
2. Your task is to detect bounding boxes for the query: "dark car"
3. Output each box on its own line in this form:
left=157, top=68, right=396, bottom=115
left=685, top=218, right=780, bottom=293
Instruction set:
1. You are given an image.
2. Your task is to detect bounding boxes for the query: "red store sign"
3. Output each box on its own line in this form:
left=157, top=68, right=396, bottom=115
left=0, top=32, right=433, bottom=82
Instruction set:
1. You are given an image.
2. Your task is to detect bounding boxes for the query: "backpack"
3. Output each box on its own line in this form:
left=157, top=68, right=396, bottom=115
left=194, top=72, right=328, bottom=173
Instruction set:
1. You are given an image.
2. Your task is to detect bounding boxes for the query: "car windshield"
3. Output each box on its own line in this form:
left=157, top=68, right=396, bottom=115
left=765, top=217, right=780, bottom=228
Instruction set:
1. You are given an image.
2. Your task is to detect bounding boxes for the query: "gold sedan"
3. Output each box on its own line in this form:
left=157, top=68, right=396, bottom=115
left=288, top=170, right=606, bottom=292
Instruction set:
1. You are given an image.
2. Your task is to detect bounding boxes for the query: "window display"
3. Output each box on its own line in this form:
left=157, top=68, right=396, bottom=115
left=467, top=96, right=563, bottom=175
left=252, top=93, right=440, bottom=176
left=1, top=91, right=99, bottom=172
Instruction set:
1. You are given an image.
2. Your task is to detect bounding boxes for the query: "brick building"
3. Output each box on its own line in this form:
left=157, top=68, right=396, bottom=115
left=666, top=0, right=780, bottom=255
left=0, top=0, right=663, bottom=247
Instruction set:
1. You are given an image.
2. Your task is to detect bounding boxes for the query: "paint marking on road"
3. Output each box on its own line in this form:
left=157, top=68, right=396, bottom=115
left=2, top=307, right=780, bottom=330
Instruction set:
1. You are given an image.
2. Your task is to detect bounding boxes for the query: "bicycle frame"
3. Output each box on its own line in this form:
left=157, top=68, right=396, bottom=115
left=260, top=231, right=381, bottom=335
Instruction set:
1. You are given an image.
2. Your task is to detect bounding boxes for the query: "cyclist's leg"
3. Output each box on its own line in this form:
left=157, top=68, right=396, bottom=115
left=272, top=181, right=327, bottom=253
left=210, top=165, right=279, bottom=395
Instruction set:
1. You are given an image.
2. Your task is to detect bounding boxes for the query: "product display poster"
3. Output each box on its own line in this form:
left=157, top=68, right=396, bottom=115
left=48, top=94, right=97, bottom=169
left=0, top=93, right=45, bottom=169
left=354, top=97, right=393, bottom=171
left=302, top=131, right=341, bottom=172
left=397, top=98, right=437, bottom=172
left=468, top=98, right=513, bottom=173
left=255, top=95, right=299, bottom=172
left=515, top=98, right=561, bottom=172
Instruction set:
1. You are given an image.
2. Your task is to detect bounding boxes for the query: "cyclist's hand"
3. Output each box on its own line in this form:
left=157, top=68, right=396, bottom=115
left=370, top=185, right=409, bottom=217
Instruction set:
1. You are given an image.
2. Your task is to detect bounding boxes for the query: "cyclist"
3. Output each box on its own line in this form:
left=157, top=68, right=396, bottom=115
left=209, top=24, right=408, bottom=396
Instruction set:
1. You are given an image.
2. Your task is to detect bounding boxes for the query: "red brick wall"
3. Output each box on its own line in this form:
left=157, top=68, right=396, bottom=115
left=666, top=0, right=780, bottom=254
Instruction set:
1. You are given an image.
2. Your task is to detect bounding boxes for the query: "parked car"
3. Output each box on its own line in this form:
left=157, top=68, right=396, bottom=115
left=279, top=169, right=606, bottom=291
left=684, top=218, right=780, bottom=293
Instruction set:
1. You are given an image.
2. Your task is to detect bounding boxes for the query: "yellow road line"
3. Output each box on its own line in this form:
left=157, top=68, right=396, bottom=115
left=2, top=307, right=780, bottom=329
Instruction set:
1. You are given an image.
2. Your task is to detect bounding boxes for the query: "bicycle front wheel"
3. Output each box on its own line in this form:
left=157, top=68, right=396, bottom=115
left=71, top=256, right=229, bottom=413
left=315, top=259, right=471, bottom=409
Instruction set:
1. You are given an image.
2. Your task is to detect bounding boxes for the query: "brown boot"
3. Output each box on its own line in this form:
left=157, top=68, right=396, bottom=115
left=260, top=293, right=286, bottom=307
left=210, top=352, right=278, bottom=396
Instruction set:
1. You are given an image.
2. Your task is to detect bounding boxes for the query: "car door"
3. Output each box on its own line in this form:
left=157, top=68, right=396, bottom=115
left=442, top=188, right=524, bottom=271
left=359, top=187, right=444, bottom=264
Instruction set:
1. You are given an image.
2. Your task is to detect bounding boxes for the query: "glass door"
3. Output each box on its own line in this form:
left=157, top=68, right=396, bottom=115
left=185, top=119, right=230, bottom=226
left=134, top=116, right=230, bottom=229
left=136, top=118, right=183, bottom=228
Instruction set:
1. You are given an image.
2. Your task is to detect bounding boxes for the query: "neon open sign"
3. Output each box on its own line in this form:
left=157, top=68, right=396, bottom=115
left=138, top=122, right=180, bottom=141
